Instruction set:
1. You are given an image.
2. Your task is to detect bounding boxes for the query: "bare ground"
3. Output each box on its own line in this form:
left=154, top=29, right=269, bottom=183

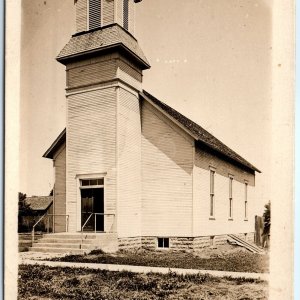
left=49, top=244, right=269, bottom=273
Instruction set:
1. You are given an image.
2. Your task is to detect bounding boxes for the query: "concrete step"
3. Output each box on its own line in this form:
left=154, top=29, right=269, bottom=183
left=31, top=243, right=82, bottom=249
left=36, top=238, right=94, bottom=244
left=29, top=247, right=87, bottom=254
left=19, top=241, right=32, bottom=247
left=43, top=234, right=98, bottom=240
left=19, top=246, right=30, bottom=252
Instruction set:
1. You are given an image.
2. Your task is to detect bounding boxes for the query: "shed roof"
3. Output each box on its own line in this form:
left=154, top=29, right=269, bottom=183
left=25, top=196, right=53, bottom=211
left=57, top=24, right=150, bottom=69
left=43, top=128, right=66, bottom=159
left=140, top=90, right=261, bottom=173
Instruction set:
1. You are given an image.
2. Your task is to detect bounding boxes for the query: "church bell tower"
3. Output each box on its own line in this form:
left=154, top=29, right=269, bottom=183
left=57, top=0, right=149, bottom=236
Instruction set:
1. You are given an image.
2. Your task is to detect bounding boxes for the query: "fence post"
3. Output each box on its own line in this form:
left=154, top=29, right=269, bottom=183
left=32, top=228, right=35, bottom=245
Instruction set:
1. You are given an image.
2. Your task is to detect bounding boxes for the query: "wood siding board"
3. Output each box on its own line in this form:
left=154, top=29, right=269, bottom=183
left=76, top=0, right=87, bottom=33
left=66, top=87, right=117, bottom=232
left=117, top=88, right=142, bottom=237
left=54, top=145, right=66, bottom=232
left=141, top=101, right=193, bottom=237
left=128, top=0, right=134, bottom=34
left=103, top=0, right=115, bottom=26
left=193, top=148, right=255, bottom=236
left=116, top=0, right=123, bottom=27
left=67, top=60, right=117, bottom=89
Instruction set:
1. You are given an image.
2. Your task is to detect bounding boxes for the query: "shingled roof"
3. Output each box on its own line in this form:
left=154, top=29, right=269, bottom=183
left=140, top=90, right=261, bottom=173
left=43, top=128, right=66, bottom=159
left=25, top=196, right=53, bottom=211
left=56, top=24, right=150, bottom=69
left=43, top=91, right=260, bottom=173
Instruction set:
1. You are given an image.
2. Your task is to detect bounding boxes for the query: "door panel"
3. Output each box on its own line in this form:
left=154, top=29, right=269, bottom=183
left=81, top=188, right=104, bottom=231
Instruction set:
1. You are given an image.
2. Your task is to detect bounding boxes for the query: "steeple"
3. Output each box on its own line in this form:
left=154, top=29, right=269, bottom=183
left=74, top=0, right=142, bottom=35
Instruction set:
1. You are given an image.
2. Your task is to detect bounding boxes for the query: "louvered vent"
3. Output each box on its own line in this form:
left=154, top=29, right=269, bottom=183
left=123, top=0, right=129, bottom=30
left=89, top=0, right=102, bottom=30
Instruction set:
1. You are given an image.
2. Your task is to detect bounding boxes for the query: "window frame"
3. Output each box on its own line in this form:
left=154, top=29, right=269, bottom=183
left=157, top=237, right=170, bottom=249
left=80, top=178, right=104, bottom=189
left=228, top=175, right=234, bottom=220
left=209, top=167, right=216, bottom=219
left=244, top=181, right=248, bottom=221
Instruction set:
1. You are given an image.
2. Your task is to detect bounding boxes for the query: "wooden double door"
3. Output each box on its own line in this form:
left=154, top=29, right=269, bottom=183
left=81, top=188, right=104, bottom=232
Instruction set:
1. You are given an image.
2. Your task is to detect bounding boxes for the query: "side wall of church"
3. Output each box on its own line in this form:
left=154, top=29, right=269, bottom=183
left=53, top=144, right=67, bottom=232
left=141, top=101, right=194, bottom=237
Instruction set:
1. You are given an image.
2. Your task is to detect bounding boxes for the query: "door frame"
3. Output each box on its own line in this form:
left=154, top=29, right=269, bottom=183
left=76, top=173, right=107, bottom=232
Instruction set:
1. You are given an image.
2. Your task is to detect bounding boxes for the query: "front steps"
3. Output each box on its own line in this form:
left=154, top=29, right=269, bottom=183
left=29, top=233, right=118, bottom=254
left=19, top=233, right=43, bottom=252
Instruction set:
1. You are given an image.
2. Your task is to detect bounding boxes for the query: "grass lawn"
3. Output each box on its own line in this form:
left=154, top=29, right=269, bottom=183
left=50, top=245, right=269, bottom=273
left=18, top=265, right=268, bottom=300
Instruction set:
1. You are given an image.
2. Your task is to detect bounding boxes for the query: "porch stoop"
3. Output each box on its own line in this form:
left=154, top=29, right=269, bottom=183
left=29, top=233, right=118, bottom=254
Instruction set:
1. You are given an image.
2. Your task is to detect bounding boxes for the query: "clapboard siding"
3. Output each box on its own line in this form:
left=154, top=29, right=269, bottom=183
left=193, top=148, right=255, bottom=236
left=66, top=87, right=117, bottom=232
left=116, top=0, right=123, bottom=28
left=117, top=88, right=142, bottom=237
left=67, top=59, right=117, bottom=89
left=102, top=0, right=115, bottom=26
left=141, top=101, right=194, bottom=237
left=54, top=145, right=66, bottom=232
left=76, top=0, right=87, bottom=33
left=195, top=146, right=255, bottom=186
left=117, top=59, right=142, bottom=91
left=128, top=0, right=134, bottom=34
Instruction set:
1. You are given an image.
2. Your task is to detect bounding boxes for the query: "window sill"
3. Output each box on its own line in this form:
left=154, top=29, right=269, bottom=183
left=244, top=219, right=248, bottom=222
left=228, top=218, right=234, bottom=221
left=209, top=217, right=216, bottom=220
left=157, top=247, right=170, bottom=251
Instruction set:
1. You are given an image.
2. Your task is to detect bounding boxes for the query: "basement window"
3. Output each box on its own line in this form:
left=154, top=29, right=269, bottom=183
left=158, top=238, right=169, bottom=248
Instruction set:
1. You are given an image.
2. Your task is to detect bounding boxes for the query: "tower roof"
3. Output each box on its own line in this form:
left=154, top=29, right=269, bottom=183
left=57, top=24, right=150, bottom=69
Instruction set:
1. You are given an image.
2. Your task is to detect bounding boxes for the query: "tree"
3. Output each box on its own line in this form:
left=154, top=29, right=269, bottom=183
left=18, top=192, right=31, bottom=216
left=262, top=201, right=271, bottom=236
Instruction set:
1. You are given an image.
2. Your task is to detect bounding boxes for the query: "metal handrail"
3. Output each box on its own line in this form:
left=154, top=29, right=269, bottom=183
left=81, top=213, right=94, bottom=232
left=81, top=213, right=116, bottom=235
left=31, top=214, right=70, bottom=244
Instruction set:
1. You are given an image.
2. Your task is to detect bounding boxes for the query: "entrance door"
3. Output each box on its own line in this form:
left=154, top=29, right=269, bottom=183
left=81, top=188, right=104, bottom=232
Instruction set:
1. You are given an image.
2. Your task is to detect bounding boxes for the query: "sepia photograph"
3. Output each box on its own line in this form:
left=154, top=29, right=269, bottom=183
left=5, top=0, right=295, bottom=299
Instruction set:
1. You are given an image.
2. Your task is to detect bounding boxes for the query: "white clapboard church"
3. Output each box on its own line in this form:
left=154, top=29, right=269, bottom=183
left=31, top=0, right=261, bottom=253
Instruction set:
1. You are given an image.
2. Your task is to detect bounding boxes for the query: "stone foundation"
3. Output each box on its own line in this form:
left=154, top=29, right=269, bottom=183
left=118, top=236, right=142, bottom=251
left=118, top=232, right=255, bottom=252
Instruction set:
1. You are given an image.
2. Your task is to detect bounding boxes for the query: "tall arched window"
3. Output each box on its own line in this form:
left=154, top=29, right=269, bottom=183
left=123, top=0, right=129, bottom=30
left=89, top=0, right=102, bottom=30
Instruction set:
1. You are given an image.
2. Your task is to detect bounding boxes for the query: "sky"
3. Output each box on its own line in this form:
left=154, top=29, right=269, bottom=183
left=20, top=0, right=272, bottom=215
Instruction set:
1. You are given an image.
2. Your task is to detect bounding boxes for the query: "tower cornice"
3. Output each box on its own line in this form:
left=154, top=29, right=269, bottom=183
left=57, top=23, right=150, bottom=70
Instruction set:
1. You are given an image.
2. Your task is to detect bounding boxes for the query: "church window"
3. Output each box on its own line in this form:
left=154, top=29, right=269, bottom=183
left=229, top=176, right=233, bottom=219
left=210, top=169, right=215, bottom=218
